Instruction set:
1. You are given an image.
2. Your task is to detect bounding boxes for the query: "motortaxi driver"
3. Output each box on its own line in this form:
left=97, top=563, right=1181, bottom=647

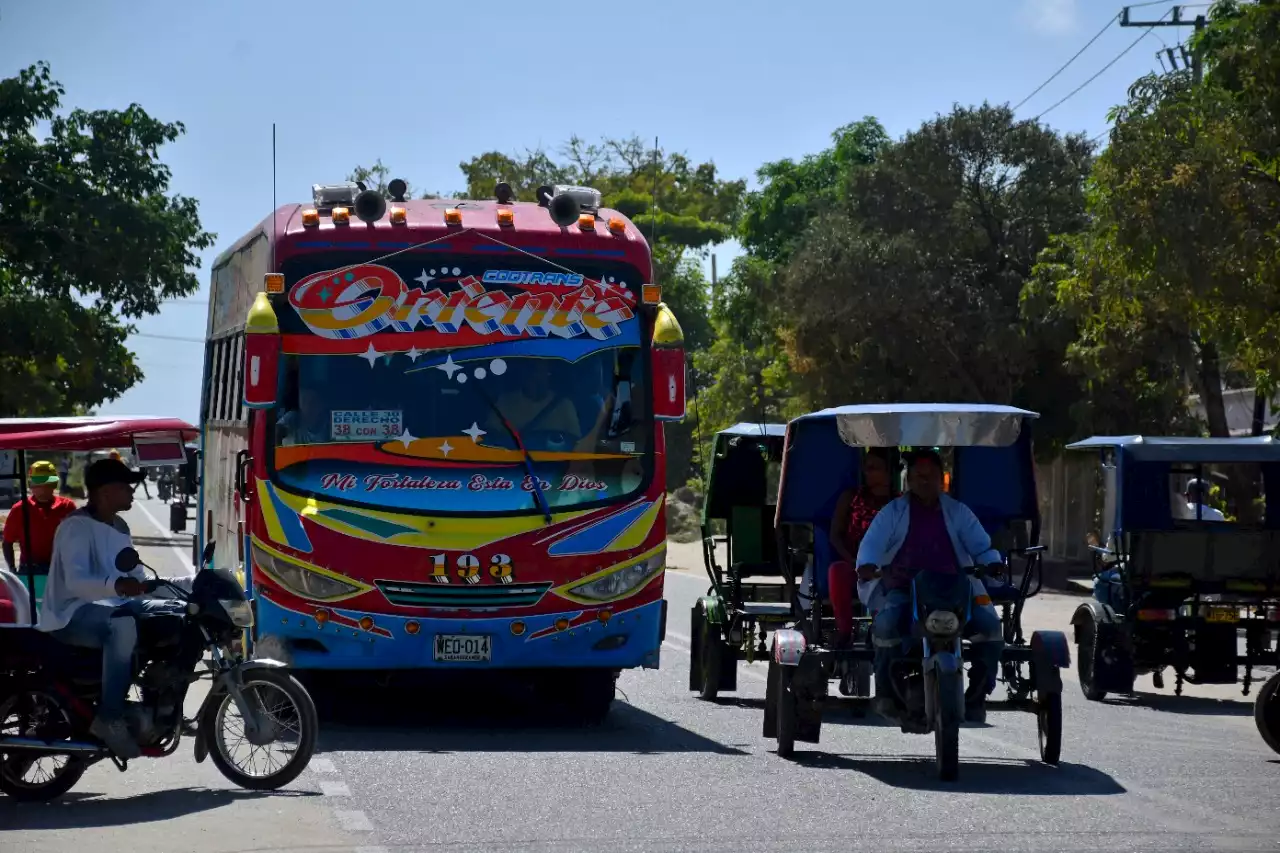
left=855, top=449, right=1006, bottom=723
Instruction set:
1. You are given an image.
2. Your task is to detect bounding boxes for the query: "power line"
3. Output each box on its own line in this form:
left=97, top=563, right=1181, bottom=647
left=1014, top=14, right=1119, bottom=112
left=1032, top=7, right=1175, bottom=122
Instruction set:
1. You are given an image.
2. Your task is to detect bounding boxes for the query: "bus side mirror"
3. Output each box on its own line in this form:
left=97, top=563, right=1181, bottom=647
left=243, top=291, right=280, bottom=409
left=651, top=347, right=686, bottom=421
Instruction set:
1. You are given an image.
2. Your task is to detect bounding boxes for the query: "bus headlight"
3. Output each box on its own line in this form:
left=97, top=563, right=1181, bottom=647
left=565, top=552, right=665, bottom=603
left=252, top=544, right=364, bottom=601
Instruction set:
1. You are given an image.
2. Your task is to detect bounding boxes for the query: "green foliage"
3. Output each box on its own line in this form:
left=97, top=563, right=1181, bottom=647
left=777, top=105, right=1093, bottom=449
left=1033, top=7, right=1280, bottom=437
left=739, top=117, right=889, bottom=263
left=0, top=62, right=214, bottom=417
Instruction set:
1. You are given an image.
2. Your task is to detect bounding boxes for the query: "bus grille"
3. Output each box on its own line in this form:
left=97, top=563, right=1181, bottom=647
left=374, top=580, right=552, bottom=610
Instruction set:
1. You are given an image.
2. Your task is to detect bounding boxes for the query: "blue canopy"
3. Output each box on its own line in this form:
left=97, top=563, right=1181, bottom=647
left=777, top=403, right=1040, bottom=526
left=1067, top=435, right=1280, bottom=464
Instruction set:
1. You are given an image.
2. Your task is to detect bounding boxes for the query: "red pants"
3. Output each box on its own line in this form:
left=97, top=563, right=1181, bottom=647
left=828, top=560, right=857, bottom=637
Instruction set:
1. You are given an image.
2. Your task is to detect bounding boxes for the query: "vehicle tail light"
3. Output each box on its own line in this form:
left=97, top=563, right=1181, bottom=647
left=1137, top=609, right=1177, bottom=621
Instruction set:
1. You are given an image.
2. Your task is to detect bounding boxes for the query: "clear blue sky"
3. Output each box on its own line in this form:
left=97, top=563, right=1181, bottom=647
left=1, top=0, right=1201, bottom=424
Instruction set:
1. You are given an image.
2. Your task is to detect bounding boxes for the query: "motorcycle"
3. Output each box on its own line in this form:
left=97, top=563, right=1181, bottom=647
left=0, top=543, right=317, bottom=801
left=883, top=569, right=975, bottom=781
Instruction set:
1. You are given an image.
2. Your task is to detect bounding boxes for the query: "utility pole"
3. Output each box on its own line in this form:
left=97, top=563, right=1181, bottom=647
left=1121, top=6, right=1207, bottom=80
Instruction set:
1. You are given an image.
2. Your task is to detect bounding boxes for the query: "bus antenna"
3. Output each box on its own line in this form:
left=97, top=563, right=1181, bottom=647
left=649, top=135, right=659, bottom=284
left=271, top=123, right=278, bottom=272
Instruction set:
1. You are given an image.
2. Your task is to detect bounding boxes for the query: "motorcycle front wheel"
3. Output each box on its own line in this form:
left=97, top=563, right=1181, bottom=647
left=201, top=668, right=318, bottom=791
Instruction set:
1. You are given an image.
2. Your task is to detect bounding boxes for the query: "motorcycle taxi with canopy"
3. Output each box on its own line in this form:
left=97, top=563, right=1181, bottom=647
left=1065, top=435, right=1280, bottom=753
left=762, top=404, right=1070, bottom=781
left=0, top=416, right=317, bottom=801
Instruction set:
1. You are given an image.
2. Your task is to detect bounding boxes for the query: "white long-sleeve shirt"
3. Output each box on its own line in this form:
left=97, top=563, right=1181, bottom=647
left=37, top=509, right=142, bottom=633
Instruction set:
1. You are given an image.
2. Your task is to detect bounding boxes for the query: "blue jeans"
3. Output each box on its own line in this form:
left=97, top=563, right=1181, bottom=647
left=51, top=598, right=186, bottom=721
left=1094, top=568, right=1125, bottom=612
left=872, top=585, right=1005, bottom=704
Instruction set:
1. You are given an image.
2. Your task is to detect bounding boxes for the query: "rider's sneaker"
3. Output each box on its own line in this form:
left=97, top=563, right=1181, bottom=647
left=90, top=717, right=141, bottom=759
left=964, top=701, right=987, bottom=724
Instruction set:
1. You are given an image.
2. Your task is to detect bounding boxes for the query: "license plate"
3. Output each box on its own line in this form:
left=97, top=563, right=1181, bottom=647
left=1205, top=607, right=1239, bottom=624
left=433, top=634, right=492, bottom=662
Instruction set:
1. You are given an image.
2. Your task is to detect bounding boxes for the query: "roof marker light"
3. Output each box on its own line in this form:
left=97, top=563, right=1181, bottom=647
left=497, top=208, right=515, bottom=226
left=331, top=207, right=351, bottom=225
left=389, top=206, right=407, bottom=225
left=444, top=208, right=463, bottom=225
left=578, top=213, right=596, bottom=231
left=607, top=216, right=626, bottom=235
left=301, top=209, right=320, bottom=227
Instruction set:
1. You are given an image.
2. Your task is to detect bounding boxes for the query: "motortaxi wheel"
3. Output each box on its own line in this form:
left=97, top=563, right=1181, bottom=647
left=1254, top=671, right=1280, bottom=755
left=1037, top=690, right=1063, bottom=766
left=697, top=617, right=722, bottom=701
left=774, top=663, right=796, bottom=758
left=1076, top=618, right=1107, bottom=702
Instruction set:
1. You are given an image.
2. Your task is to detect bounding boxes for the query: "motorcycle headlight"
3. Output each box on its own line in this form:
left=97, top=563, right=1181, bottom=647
left=924, top=610, right=961, bottom=636
left=252, top=544, right=364, bottom=601
left=219, top=598, right=255, bottom=628
left=565, top=552, right=665, bottom=603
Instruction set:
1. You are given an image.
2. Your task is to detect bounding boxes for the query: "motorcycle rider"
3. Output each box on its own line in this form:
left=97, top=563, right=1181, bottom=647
left=855, top=448, right=1006, bottom=724
left=37, top=458, right=191, bottom=759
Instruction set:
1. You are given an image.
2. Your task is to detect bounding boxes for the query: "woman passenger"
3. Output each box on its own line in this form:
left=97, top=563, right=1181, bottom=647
left=827, top=447, right=894, bottom=648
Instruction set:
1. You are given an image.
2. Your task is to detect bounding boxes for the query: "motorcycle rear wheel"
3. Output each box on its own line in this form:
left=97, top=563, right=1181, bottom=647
left=201, top=668, right=317, bottom=791
left=0, top=687, right=88, bottom=802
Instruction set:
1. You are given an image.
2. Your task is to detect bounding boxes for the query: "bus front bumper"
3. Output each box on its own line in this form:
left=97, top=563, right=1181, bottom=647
left=252, top=595, right=665, bottom=672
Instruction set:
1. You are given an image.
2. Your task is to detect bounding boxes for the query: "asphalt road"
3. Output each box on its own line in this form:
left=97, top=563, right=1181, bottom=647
left=3, top=499, right=1278, bottom=852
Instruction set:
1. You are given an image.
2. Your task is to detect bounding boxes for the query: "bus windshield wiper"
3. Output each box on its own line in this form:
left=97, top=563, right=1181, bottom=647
left=474, top=387, right=553, bottom=525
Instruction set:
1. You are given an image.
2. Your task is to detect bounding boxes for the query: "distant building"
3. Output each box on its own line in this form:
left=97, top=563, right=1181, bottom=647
left=1189, top=388, right=1278, bottom=436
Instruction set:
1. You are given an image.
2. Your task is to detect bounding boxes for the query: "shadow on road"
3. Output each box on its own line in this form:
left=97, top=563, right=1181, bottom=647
left=790, top=752, right=1127, bottom=795
left=312, top=682, right=747, bottom=756
left=0, top=786, right=318, bottom=830
left=1106, top=691, right=1255, bottom=717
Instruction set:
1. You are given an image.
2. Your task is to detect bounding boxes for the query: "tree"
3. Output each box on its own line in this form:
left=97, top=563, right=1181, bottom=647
left=778, top=104, right=1093, bottom=447
left=0, top=63, right=214, bottom=416
left=1036, top=68, right=1280, bottom=439
left=738, top=117, right=890, bottom=263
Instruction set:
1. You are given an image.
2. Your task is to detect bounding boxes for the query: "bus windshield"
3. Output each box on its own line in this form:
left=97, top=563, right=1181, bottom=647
left=270, top=344, right=652, bottom=515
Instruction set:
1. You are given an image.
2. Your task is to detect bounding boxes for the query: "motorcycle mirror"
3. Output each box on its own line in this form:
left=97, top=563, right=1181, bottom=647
left=202, top=542, right=216, bottom=566
left=115, top=547, right=141, bottom=571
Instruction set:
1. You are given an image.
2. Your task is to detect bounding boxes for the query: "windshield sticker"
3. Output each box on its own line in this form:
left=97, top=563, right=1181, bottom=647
left=289, top=264, right=636, bottom=343
left=330, top=410, right=404, bottom=442
left=317, top=472, right=608, bottom=494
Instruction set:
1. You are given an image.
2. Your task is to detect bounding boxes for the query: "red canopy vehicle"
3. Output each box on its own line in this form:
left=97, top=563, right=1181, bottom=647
left=0, top=416, right=198, bottom=618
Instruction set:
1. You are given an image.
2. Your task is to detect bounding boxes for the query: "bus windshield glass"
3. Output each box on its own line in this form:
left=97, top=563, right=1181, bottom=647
left=269, top=252, right=652, bottom=515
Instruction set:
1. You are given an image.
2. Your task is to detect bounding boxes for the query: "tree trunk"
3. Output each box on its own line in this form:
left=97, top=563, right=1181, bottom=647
left=1197, top=341, right=1230, bottom=437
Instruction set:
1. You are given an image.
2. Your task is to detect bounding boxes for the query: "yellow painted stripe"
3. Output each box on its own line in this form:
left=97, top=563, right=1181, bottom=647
left=256, top=479, right=291, bottom=547
left=271, top=487, right=592, bottom=551
left=603, top=495, right=664, bottom=552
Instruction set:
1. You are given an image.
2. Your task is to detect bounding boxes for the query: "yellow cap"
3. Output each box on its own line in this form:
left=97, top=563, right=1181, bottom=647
left=28, top=460, right=59, bottom=486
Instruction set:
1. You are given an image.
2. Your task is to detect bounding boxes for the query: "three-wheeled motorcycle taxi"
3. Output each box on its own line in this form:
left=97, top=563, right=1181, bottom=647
left=1065, top=436, right=1280, bottom=736
left=689, top=423, right=793, bottom=700
left=762, top=404, right=1070, bottom=780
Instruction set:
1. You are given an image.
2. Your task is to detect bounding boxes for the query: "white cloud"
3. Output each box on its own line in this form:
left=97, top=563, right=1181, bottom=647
left=1023, top=0, right=1079, bottom=36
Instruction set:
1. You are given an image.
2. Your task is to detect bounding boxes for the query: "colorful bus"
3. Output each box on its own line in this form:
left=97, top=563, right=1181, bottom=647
left=198, top=180, right=685, bottom=717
